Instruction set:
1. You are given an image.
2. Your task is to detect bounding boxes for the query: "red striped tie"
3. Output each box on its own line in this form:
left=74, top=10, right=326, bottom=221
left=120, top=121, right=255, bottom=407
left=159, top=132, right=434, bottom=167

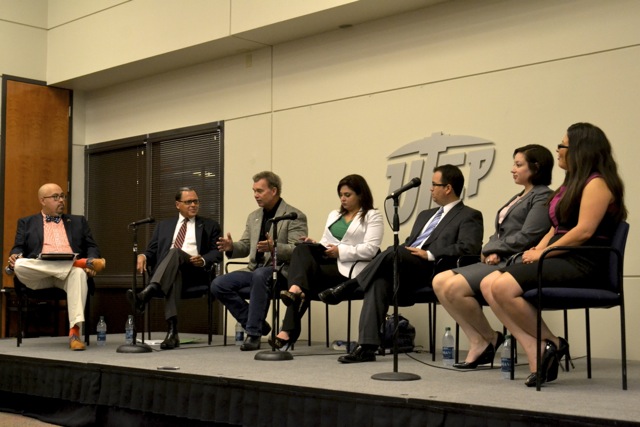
left=173, top=218, right=188, bottom=249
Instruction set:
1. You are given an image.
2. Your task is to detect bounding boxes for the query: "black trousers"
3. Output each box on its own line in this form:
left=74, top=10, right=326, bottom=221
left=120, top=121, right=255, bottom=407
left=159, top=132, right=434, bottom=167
left=280, top=244, right=346, bottom=342
left=356, top=246, right=434, bottom=346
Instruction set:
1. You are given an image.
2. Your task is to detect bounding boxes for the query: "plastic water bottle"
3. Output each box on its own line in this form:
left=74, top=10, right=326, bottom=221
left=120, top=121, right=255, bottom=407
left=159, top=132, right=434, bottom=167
left=331, top=340, right=358, bottom=352
left=96, top=316, right=107, bottom=346
left=125, top=315, right=134, bottom=345
left=501, top=334, right=512, bottom=379
left=442, top=326, right=454, bottom=366
left=235, top=322, right=244, bottom=346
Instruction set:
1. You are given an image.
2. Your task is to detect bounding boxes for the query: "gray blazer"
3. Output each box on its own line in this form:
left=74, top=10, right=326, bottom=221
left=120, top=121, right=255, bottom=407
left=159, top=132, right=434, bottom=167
left=483, top=185, right=552, bottom=258
left=227, top=199, right=308, bottom=276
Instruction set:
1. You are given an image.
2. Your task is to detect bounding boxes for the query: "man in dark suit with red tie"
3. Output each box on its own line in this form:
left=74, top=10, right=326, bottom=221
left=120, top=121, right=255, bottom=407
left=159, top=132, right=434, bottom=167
left=127, top=187, right=222, bottom=350
left=319, top=165, right=484, bottom=363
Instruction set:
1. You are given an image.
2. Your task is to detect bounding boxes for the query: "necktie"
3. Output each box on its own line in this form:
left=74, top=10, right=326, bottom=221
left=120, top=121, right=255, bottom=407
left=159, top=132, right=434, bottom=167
left=45, top=215, right=61, bottom=224
left=411, top=207, right=444, bottom=248
left=173, top=218, right=188, bottom=249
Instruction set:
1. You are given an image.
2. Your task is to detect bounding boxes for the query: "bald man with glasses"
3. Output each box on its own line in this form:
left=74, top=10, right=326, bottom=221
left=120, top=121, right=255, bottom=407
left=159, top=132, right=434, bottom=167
left=6, top=183, right=105, bottom=351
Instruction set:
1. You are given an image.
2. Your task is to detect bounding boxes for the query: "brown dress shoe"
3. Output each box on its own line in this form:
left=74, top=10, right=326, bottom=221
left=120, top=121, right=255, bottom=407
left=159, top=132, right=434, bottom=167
left=69, top=335, right=86, bottom=351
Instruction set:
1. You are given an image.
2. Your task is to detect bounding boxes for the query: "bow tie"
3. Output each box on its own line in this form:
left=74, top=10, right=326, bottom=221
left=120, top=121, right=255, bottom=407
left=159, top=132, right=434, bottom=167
left=46, top=215, right=62, bottom=224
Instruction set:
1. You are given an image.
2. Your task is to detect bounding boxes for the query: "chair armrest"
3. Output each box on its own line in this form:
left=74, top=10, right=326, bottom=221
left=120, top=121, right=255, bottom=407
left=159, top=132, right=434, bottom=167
left=457, top=255, right=481, bottom=268
left=224, top=261, right=249, bottom=274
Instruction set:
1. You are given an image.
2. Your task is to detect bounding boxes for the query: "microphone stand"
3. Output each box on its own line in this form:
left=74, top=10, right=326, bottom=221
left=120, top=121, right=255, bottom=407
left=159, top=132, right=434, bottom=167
left=117, top=223, right=152, bottom=353
left=372, top=195, right=420, bottom=381
left=255, top=219, right=293, bottom=361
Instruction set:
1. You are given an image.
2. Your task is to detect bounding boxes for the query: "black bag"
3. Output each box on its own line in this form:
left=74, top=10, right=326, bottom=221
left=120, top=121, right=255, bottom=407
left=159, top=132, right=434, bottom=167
left=379, top=313, right=415, bottom=355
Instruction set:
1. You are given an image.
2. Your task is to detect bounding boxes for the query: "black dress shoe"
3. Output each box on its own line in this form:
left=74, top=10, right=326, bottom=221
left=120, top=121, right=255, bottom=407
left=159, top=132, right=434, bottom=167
left=240, top=335, right=261, bottom=351
left=126, top=289, right=146, bottom=314
left=160, top=317, right=180, bottom=350
left=337, top=344, right=377, bottom=363
left=262, top=321, right=272, bottom=337
left=126, top=284, right=159, bottom=313
left=318, top=280, right=359, bottom=305
left=453, top=343, right=495, bottom=369
left=160, top=332, right=180, bottom=350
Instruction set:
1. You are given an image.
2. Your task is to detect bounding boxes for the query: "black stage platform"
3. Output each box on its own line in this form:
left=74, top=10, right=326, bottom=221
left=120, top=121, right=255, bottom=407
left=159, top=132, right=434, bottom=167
left=0, top=333, right=638, bottom=427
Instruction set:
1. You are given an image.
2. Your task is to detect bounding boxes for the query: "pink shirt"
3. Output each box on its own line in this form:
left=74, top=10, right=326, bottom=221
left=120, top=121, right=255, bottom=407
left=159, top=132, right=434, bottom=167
left=41, top=213, right=73, bottom=253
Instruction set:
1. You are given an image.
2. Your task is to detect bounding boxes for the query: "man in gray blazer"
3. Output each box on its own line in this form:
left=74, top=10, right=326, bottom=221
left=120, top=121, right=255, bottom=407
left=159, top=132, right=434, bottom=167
left=211, top=171, right=308, bottom=351
left=319, top=165, right=483, bottom=363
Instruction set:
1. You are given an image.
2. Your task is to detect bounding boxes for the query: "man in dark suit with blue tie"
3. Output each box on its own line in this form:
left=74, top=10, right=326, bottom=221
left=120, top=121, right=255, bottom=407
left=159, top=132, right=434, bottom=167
left=127, top=187, right=222, bottom=350
left=319, top=165, right=484, bottom=363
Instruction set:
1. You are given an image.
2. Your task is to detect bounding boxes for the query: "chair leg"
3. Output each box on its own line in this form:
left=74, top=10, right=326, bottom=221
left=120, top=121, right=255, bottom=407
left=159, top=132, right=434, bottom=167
left=324, top=301, right=329, bottom=347
left=454, top=323, right=460, bottom=364
left=223, top=306, right=228, bottom=346
left=585, top=308, right=592, bottom=379
left=308, top=301, right=312, bottom=346
left=563, top=309, right=570, bottom=372
left=84, top=293, right=91, bottom=346
left=431, top=304, right=437, bottom=362
left=347, top=300, right=352, bottom=348
left=619, top=303, right=627, bottom=390
left=207, top=293, right=212, bottom=345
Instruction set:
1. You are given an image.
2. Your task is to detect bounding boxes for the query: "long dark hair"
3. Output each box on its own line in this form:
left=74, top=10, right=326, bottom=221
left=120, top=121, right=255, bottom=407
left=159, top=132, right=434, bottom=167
left=337, top=174, right=374, bottom=218
left=554, top=122, right=627, bottom=223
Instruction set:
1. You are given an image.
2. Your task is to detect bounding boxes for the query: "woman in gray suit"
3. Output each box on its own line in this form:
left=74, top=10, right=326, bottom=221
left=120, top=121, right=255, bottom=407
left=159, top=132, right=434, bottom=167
left=269, top=174, right=384, bottom=350
left=432, top=144, right=554, bottom=369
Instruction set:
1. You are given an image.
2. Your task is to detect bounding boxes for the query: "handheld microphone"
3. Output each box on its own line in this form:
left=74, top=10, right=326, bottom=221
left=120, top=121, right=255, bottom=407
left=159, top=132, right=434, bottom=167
left=129, top=217, right=155, bottom=227
left=385, top=177, right=422, bottom=199
left=267, top=212, right=298, bottom=224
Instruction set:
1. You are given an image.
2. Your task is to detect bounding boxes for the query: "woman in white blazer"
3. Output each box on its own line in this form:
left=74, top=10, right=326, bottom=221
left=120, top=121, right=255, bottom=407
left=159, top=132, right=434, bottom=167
left=269, top=174, right=384, bottom=350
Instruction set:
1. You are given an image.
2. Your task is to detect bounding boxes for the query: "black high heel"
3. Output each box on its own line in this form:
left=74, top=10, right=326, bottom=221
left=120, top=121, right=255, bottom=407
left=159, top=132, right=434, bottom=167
left=453, top=343, right=495, bottom=369
left=280, top=290, right=305, bottom=312
left=556, top=337, right=575, bottom=371
left=493, top=331, right=505, bottom=352
left=525, top=339, right=558, bottom=387
left=268, top=336, right=294, bottom=351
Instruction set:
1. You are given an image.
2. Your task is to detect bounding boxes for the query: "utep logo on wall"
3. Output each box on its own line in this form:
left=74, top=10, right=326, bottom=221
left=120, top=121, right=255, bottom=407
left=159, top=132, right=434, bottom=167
left=385, top=132, right=495, bottom=224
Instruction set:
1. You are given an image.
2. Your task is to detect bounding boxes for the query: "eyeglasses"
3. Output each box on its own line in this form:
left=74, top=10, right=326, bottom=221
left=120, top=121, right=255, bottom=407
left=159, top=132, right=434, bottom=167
left=43, top=194, right=66, bottom=201
left=180, top=199, right=200, bottom=205
left=557, top=144, right=569, bottom=150
left=431, top=182, right=447, bottom=188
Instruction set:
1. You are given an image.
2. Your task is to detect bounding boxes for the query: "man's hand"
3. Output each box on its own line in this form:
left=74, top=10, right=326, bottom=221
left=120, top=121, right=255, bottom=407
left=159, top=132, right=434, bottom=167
left=7, top=253, right=20, bottom=269
left=256, top=232, right=274, bottom=254
left=136, top=254, right=147, bottom=274
left=189, top=255, right=205, bottom=267
left=217, top=233, right=233, bottom=252
left=406, top=246, right=429, bottom=260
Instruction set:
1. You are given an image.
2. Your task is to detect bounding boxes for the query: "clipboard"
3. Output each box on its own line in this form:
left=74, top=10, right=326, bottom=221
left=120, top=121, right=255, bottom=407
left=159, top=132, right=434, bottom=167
left=39, top=253, right=77, bottom=261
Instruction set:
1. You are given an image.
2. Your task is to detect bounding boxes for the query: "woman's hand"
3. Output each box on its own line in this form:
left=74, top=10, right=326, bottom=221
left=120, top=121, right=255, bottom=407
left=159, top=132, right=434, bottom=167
left=522, top=248, right=542, bottom=264
left=484, top=253, right=501, bottom=265
left=324, top=244, right=339, bottom=258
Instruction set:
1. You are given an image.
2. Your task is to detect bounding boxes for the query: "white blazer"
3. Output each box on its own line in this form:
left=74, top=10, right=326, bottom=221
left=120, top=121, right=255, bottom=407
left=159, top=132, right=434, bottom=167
left=319, top=209, right=384, bottom=278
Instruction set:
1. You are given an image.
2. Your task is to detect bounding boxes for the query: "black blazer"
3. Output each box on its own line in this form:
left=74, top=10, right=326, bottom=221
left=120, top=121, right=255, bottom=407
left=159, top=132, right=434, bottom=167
left=10, top=213, right=101, bottom=259
left=404, top=202, right=484, bottom=259
left=143, top=215, right=222, bottom=275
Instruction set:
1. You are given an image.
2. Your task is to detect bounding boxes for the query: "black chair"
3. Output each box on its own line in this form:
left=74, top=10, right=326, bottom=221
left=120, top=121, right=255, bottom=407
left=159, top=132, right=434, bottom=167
left=13, top=276, right=94, bottom=347
left=145, top=265, right=217, bottom=345
left=524, top=221, right=629, bottom=391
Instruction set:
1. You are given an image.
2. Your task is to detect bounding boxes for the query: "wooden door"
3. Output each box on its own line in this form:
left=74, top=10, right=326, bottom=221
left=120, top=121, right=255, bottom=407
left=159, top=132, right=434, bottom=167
left=1, top=77, right=71, bottom=336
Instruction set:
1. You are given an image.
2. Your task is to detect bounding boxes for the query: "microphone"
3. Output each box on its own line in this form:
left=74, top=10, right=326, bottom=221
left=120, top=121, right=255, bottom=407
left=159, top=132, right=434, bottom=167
left=129, top=217, right=155, bottom=227
left=385, top=177, right=422, bottom=199
left=267, top=212, right=298, bottom=224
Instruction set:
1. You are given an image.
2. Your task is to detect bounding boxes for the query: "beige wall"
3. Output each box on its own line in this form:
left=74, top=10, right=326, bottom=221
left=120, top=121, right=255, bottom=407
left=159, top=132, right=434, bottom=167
left=1, top=0, right=639, bottom=361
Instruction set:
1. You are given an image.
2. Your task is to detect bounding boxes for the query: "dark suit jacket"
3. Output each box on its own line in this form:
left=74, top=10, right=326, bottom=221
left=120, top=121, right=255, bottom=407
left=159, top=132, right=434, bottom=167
left=404, top=202, right=484, bottom=260
left=10, top=213, right=101, bottom=259
left=143, top=215, right=222, bottom=277
left=357, top=201, right=483, bottom=292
